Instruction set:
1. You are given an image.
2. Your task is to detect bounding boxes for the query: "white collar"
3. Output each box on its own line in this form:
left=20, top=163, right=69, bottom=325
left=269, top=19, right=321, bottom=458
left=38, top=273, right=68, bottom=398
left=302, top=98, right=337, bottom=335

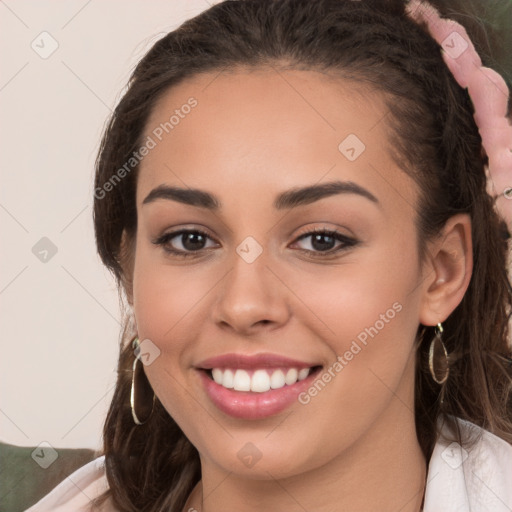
left=423, top=415, right=512, bottom=511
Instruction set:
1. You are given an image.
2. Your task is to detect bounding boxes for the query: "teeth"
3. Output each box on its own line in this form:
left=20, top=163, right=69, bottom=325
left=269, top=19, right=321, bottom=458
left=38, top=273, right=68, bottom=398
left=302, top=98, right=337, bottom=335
left=233, top=369, right=251, bottom=391
left=251, top=370, right=270, bottom=392
left=298, top=368, right=310, bottom=380
left=210, top=367, right=312, bottom=392
left=223, top=369, right=234, bottom=388
left=270, top=369, right=285, bottom=389
left=285, top=368, right=298, bottom=385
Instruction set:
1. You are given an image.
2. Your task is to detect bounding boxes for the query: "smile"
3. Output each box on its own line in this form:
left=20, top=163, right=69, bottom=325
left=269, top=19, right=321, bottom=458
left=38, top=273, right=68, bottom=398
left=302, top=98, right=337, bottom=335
left=197, top=366, right=323, bottom=420
left=210, top=367, right=312, bottom=392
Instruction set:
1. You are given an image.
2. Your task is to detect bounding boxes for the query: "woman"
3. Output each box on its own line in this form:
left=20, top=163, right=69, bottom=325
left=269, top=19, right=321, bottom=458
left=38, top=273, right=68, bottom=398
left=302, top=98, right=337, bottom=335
left=27, top=0, right=512, bottom=510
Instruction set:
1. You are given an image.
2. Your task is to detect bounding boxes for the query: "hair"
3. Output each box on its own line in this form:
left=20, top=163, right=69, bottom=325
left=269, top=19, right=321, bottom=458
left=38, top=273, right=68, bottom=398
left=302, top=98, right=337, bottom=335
left=91, top=0, right=512, bottom=510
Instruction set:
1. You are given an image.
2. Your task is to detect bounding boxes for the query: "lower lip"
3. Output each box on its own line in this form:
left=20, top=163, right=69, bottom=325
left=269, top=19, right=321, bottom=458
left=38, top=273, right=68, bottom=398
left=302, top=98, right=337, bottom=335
left=197, top=368, right=321, bottom=420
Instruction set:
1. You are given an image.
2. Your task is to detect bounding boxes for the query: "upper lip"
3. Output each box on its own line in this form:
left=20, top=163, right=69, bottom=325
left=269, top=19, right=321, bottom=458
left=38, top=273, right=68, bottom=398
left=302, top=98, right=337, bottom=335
left=196, top=353, right=320, bottom=370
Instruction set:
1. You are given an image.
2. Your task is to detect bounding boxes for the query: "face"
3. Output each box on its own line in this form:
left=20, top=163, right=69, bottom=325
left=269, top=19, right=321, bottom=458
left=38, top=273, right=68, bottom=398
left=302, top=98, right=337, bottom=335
left=131, top=67, right=427, bottom=480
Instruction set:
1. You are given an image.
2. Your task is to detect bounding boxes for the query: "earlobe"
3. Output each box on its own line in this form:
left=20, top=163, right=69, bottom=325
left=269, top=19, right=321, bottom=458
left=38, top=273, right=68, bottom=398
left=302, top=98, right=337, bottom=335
left=419, top=214, right=473, bottom=326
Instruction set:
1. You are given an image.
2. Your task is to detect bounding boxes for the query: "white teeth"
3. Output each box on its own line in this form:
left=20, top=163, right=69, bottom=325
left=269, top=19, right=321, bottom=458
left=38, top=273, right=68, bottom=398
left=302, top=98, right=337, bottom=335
left=298, top=368, right=310, bottom=380
left=212, top=368, right=223, bottom=385
left=251, top=370, right=271, bottom=392
left=270, top=369, right=285, bottom=389
left=233, top=369, right=251, bottom=391
left=223, top=369, right=234, bottom=388
left=285, top=368, right=298, bottom=385
left=210, top=367, right=312, bottom=392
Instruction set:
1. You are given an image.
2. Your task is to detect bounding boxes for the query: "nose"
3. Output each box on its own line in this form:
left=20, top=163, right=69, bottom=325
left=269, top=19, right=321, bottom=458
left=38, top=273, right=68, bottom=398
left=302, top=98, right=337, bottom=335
left=211, top=246, right=291, bottom=336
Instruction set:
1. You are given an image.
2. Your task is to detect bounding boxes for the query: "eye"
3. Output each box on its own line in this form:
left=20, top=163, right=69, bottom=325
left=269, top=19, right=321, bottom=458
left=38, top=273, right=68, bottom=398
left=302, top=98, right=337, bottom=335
left=152, top=228, right=218, bottom=258
left=291, top=228, right=358, bottom=256
left=153, top=227, right=358, bottom=259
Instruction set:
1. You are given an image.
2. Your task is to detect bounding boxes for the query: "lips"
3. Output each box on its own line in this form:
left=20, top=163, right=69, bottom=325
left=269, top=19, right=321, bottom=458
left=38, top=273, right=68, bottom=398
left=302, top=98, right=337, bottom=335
left=196, top=352, right=319, bottom=370
left=195, top=353, right=323, bottom=419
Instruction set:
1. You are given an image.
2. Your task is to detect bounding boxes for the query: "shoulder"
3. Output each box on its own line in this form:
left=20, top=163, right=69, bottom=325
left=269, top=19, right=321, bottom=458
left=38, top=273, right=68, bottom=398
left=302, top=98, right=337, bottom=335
left=424, top=415, right=512, bottom=512
left=24, top=455, right=117, bottom=512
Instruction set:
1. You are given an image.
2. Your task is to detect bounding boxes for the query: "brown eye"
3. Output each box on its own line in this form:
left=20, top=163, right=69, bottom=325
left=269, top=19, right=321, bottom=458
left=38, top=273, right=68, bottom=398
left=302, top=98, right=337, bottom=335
left=153, top=229, right=217, bottom=258
left=292, top=229, right=358, bottom=256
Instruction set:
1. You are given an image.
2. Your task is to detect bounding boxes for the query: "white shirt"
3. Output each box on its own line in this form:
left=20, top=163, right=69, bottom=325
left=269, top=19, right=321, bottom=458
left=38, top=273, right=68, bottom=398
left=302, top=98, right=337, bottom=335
left=25, top=416, right=512, bottom=511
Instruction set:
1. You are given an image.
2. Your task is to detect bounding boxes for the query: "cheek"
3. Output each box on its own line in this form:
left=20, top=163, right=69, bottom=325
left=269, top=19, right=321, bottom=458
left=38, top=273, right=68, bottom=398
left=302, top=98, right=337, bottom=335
left=132, top=239, right=215, bottom=340
left=289, top=232, right=420, bottom=351
left=287, top=236, right=421, bottom=410
left=131, top=241, right=224, bottom=410
left=131, top=244, right=213, bottom=427
left=286, top=269, right=421, bottom=469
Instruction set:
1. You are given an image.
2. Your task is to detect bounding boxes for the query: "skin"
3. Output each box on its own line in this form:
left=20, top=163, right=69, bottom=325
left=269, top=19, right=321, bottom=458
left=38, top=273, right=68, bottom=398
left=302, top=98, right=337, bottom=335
left=124, top=67, right=472, bottom=512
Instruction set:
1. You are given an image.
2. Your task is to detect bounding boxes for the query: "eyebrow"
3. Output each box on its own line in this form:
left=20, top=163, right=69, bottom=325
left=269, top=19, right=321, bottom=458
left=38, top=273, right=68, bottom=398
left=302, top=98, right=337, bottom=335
left=142, top=180, right=379, bottom=210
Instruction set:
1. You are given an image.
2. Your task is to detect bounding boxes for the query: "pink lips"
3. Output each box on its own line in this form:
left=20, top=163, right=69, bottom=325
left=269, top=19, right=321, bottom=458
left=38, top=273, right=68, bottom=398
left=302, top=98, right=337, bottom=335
left=197, top=352, right=316, bottom=370
left=195, top=353, right=321, bottom=420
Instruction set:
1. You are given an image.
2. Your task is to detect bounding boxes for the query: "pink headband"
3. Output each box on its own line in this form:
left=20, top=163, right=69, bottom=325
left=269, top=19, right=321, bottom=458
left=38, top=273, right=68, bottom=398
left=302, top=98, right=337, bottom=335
left=406, top=0, right=512, bottom=232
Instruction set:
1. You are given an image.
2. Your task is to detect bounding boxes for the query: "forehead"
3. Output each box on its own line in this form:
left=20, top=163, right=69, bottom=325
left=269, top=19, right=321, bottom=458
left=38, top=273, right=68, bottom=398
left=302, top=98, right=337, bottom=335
left=136, top=67, right=417, bottom=213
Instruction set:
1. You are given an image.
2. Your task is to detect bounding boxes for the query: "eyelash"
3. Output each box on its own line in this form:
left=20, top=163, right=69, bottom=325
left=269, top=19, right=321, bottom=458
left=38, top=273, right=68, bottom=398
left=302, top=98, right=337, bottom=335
left=152, top=227, right=358, bottom=259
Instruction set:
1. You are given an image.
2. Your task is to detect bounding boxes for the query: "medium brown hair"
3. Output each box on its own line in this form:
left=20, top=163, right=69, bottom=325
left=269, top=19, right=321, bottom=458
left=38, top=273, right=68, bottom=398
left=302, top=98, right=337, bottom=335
left=92, top=0, right=512, bottom=510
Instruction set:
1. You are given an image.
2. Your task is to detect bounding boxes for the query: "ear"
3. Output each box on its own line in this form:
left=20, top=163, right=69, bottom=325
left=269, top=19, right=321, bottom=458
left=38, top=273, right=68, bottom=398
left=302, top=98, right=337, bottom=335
left=419, top=213, right=473, bottom=326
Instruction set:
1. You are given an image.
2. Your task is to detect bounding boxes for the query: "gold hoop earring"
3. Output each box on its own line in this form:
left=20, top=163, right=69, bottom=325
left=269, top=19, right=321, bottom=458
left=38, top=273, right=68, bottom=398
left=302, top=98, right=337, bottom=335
left=130, top=337, right=156, bottom=425
left=428, top=323, right=449, bottom=385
